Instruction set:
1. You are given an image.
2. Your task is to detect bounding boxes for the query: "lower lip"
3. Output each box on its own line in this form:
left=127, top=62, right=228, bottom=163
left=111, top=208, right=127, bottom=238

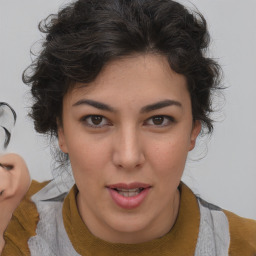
left=107, top=187, right=151, bottom=209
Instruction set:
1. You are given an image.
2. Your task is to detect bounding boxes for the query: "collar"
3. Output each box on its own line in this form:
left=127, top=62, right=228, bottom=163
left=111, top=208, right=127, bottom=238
left=63, top=182, right=200, bottom=255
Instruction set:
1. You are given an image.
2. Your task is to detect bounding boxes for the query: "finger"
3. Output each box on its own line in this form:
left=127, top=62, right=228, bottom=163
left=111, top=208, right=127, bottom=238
left=0, top=166, right=13, bottom=201
left=0, top=154, right=30, bottom=201
left=0, top=154, right=26, bottom=171
left=0, top=166, right=10, bottom=199
left=0, top=163, right=13, bottom=171
left=0, top=154, right=31, bottom=248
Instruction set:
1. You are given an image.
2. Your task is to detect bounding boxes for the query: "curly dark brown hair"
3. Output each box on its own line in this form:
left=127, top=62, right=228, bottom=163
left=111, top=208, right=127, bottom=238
left=23, top=0, right=222, bottom=138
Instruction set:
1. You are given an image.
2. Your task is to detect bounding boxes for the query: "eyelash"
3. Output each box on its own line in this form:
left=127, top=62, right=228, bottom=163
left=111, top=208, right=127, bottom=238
left=80, top=115, right=175, bottom=128
left=81, top=115, right=111, bottom=128
left=144, top=115, right=175, bottom=127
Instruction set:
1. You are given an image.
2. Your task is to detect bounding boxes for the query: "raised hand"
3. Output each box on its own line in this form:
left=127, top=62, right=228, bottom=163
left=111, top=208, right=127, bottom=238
left=0, top=153, right=31, bottom=254
left=0, top=103, right=30, bottom=254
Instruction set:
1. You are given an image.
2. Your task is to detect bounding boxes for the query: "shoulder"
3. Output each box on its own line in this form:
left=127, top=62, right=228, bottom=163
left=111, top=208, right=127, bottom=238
left=194, top=192, right=256, bottom=255
left=223, top=209, right=256, bottom=255
left=2, top=180, right=50, bottom=256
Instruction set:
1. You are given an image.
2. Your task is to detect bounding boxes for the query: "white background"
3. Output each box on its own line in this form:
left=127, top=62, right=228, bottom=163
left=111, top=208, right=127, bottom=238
left=0, top=0, right=255, bottom=219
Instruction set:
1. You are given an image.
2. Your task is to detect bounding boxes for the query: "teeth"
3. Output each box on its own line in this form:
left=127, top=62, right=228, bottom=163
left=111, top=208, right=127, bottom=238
left=117, top=188, right=140, bottom=192
left=118, top=190, right=140, bottom=197
left=115, top=188, right=144, bottom=197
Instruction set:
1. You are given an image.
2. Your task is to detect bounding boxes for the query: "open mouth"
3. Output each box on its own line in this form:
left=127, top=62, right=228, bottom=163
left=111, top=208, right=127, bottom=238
left=107, top=183, right=151, bottom=209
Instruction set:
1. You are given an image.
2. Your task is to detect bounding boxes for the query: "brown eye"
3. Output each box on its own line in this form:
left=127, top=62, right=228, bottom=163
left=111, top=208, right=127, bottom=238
left=82, top=115, right=111, bottom=128
left=145, top=115, right=175, bottom=127
left=91, top=116, right=103, bottom=125
left=152, top=116, right=164, bottom=125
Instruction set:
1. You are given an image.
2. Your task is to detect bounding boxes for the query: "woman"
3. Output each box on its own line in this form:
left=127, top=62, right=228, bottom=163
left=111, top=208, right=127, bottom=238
left=2, top=0, right=256, bottom=255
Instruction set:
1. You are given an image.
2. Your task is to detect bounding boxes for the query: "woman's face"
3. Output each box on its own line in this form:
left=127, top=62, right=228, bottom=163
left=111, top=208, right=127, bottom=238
left=58, top=54, right=201, bottom=243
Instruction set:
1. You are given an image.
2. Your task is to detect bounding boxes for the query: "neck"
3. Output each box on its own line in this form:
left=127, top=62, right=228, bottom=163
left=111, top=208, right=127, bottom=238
left=77, top=188, right=180, bottom=244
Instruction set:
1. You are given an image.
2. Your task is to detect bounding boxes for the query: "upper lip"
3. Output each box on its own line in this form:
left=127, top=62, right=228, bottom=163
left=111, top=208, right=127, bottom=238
left=106, top=182, right=151, bottom=190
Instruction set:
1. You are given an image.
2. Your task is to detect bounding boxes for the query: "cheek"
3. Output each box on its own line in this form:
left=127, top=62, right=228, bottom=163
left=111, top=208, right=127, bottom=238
left=68, top=141, right=106, bottom=197
left=148, top=134, right=190, bottom=175
left=67, top=136, right=111, bottom=177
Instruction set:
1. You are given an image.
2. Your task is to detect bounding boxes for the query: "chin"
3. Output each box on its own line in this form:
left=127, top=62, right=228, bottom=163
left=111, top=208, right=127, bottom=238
left=105, top=213, right=151, bottom=240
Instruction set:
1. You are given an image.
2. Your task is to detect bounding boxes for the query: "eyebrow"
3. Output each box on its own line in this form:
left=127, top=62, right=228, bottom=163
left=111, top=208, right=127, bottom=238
left=73, top=99, right=116, bottom=112
left=73, top=99, right=182, bottom=113
left=140, top=99, right=182, bottom=113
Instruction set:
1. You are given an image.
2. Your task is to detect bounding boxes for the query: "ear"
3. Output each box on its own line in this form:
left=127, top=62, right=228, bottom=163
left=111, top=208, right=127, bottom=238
left=57, top=121, right=68, bottom=153
left=189, top=120, right=201, bottom=151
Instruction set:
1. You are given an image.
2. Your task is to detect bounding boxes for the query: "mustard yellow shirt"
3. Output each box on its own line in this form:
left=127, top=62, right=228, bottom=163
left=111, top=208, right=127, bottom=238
left=2, top=180, right=256, bottom=255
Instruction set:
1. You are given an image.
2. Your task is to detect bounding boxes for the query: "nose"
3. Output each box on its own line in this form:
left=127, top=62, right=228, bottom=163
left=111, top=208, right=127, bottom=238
left=112, top=126, right=145, bottom=170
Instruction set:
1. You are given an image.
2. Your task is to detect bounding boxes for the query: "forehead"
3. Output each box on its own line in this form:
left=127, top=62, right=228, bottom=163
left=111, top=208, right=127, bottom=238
left=65, top=54, right=189, bottom=107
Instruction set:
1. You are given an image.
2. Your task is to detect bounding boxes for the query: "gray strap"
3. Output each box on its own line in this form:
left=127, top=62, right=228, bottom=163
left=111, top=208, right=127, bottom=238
left=194, top=198, right=230, bottom=256
left=28, top=178, right=230, bottom=256
left=28, top=180, right=80, bottom=256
